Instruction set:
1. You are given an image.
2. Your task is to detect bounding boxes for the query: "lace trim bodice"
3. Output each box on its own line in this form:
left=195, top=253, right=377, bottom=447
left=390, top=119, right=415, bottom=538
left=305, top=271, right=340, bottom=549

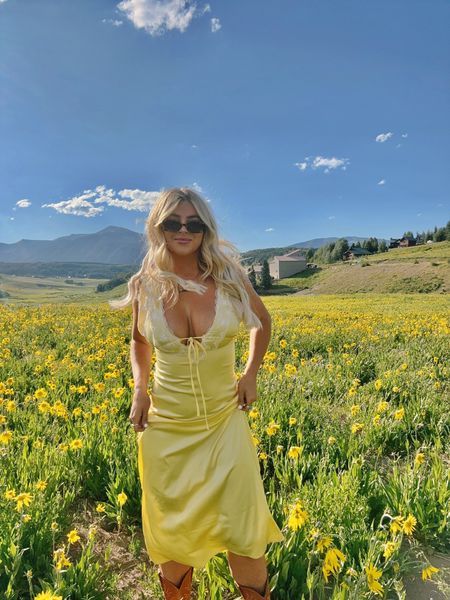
left=137, top=277, right=242, bottom=353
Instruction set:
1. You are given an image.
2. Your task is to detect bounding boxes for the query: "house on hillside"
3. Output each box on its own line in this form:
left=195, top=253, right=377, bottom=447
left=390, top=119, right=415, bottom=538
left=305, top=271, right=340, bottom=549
left=268, top=248, right=307, bottom=279
left=343, top=247, right=373, bottom=261
left=389, top=236, right=417, bottom=249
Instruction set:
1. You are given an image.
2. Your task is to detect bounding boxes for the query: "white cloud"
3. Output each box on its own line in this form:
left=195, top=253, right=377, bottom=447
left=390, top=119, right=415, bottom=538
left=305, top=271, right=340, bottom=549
left=117, top=0, right=209, bottom=36
left=0, top=1, right=8, bottom=4
left=328, top=216, right=335, bottom=220
left=265, top=227, right=274, bottom=232
left=375, top=132, right=393, bottom=143
left=401, top=133, right=408, bottom=138
left=102, top=18, right=124, bottom=26
left=377, top=179, right=386, bottom=185
left=211, top=17, right=221, bottom=32
left=16, top=199, right=32, bottom=208
left=295, top=156, right=350, bottom=173
left=41, top=185, right=161, bottom=218
left=417, top=212, right=422, bottom=217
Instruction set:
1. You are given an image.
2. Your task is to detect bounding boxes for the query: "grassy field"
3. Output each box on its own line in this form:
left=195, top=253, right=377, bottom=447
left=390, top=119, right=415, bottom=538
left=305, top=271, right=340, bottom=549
left=0, top=290, right=449, bottom=599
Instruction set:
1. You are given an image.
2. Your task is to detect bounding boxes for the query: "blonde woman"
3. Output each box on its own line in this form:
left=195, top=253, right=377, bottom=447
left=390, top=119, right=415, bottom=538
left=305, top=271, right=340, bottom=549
left=110, top=187, right=284, bottom=599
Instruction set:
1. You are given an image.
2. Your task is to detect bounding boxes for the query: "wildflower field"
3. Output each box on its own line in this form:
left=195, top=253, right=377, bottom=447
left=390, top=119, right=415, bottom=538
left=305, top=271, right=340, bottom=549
left=0, top=293, right=449, bottom=599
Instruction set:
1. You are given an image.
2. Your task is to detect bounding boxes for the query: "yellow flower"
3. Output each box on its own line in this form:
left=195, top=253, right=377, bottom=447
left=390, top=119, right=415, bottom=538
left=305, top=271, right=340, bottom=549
left=414, top=452, right=425, bottom=467
left=258, top=451, right=268, bottom=460
left=287, top=501, right=308, bottom=531
left=394, top=407, right=405, bottom=421
left=392, top=386, right=400, bottom=393
left=35, top=480, right=48, bottom=491
left=383, top=541, right=396, bottom=559
left=96, top=502, right=106, bottom=513
left=373, top=414, right=381, bottom=426
left=276, top=444, right=284, bottom=454
left=4, top=488, right=16, bottom=500
left=34, top=388, right=48, bottom=400
left=287, top=445, right=303, bottom=459
left=351, top=422, right=364, bottom=434
left=15, top=492, right=33, bottom=511
left=374, top=379, right=383, bottom=391
left=67, top=528, right=80, bottom=544
left=279, top=339, right=287, bottom=349
left=265, top=421, right=280, bottom=436
left=0, top=429, right=13, bottom=444
left=53, top=547, right=71, bottom=571
left=316, top=536, right=333, bottom=552
left=327, top=436, right=336, bottom=445
left=421, top=565, right=439, bottom=581
left=402, top=514, right=417, bottom=536
left=365, top=563, right=383, bottom=597
left=70, top=438, right=83, bottom=450
left=350, top=404, right=360, bottom=416
left=322, top=547, right=346, bottom=582
left=377, top=400, right=389, bottom=413
left=117, top=491, right=128, bottom=506
left=248, top=408, right=259, bottom=419
left=35, top=593, right=62, bottom=600
left=289, top=416, right=297, bottom=425
left=390, top=515, right=405, bottom=534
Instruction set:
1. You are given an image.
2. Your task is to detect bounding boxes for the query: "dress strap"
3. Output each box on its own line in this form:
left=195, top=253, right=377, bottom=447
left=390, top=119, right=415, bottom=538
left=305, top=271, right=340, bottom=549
left=180, top=336, right=210, bottom=431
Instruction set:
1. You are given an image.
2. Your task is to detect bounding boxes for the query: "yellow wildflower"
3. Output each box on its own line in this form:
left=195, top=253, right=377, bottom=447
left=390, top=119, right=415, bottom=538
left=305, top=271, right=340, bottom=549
left=67, top=528, right=80, bottom=544
left=287, top=501, right=308, bottom=531
left=365, top=563, right=383, bottom=597
left=402, top=514, right=417, bottom=536
left=117, top=491, right=128, bottom=506
left=422, top=565, right=439, bottom=581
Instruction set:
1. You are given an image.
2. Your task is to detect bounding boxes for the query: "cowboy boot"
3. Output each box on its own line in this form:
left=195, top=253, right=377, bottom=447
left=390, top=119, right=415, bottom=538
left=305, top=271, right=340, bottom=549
left=237, top=576, right=271, bottom=600
left=157, top=565, right=193, bottom=600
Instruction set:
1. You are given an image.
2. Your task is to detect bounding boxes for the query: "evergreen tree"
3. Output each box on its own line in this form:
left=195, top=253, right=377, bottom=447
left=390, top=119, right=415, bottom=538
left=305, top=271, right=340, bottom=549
left=261, top=259, right=272, bottom=289
left=248, top=266, right=258, bottom=289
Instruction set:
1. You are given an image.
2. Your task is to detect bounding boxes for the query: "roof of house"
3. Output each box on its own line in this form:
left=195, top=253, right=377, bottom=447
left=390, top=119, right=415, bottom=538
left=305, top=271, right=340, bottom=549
left=345, top=247, right=372, bottom=255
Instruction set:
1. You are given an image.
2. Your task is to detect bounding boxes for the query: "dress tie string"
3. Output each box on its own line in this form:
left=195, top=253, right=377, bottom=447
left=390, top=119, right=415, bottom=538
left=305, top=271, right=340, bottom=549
left=180, top=336, right=210, bottom=431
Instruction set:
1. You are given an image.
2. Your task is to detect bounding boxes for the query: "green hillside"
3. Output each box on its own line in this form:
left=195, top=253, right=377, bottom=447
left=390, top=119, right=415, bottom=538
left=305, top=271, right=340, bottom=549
left=270, top=241, right=450, bottom=296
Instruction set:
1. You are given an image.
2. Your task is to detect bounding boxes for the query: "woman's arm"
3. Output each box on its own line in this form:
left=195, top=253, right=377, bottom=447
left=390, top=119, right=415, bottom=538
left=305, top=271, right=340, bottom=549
left=129, top=298, right=153, bottom=431
left=237, top=275, right=272, bottom=411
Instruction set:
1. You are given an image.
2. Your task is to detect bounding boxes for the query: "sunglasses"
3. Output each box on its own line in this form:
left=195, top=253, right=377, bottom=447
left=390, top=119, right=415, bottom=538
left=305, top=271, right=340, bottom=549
left=161, top=218, right=207, bottom=234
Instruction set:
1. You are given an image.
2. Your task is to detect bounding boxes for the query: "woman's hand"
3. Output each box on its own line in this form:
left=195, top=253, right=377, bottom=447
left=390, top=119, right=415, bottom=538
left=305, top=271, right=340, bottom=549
left=129, top=389, right=151, bottom=432
left=237, top=372, right=257, bottom=412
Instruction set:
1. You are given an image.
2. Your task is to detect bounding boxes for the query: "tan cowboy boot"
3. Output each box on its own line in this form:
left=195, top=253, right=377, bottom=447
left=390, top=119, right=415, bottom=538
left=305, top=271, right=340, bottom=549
left=157, top=566, right=193, bottom=600
left=237, top=576, right=271, bottom=600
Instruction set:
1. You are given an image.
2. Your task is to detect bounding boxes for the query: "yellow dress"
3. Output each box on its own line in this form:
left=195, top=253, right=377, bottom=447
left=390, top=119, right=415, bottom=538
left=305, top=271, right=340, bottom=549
left=136, top=277, right=285, bottom=569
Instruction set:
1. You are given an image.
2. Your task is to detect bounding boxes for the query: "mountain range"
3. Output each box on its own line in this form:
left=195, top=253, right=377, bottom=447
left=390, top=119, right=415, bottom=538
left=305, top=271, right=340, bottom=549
left=0, top=226, right=387, bottom=265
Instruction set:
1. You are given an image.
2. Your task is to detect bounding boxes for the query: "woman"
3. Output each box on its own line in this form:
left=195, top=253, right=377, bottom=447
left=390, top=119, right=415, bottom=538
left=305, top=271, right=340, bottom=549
left=110, top=187, right=284, bottom=599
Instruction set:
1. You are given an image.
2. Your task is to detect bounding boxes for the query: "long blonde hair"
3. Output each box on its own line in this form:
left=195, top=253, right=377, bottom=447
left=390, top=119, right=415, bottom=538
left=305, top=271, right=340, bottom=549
left=108, top=187, right=262, bottom=330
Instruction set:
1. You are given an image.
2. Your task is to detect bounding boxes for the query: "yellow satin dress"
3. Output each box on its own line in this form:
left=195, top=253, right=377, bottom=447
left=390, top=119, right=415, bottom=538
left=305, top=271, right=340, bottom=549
left=136, top=277, right=285, bottom=569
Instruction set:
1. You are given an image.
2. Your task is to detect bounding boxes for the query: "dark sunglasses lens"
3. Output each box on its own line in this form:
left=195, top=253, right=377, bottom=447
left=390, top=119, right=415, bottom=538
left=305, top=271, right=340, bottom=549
left=162, top=219, right=181, bottom=232
left=186, top=221, right=205, bottom=233
left=162, top=219, right=205, bottom=233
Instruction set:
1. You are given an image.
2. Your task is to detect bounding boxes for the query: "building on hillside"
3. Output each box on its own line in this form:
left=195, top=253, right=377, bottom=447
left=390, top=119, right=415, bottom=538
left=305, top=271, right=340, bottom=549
left=398, top=236, right=417, bottom=247
left=342, top=247, right=373, bottom=261
left=389, top=236, right=417, bottom=249
left=268, top=248, right=307, bottom=279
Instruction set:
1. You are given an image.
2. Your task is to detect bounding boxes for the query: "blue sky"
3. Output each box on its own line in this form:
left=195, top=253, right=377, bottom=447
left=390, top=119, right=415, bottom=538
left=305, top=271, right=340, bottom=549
left=1, top=0, right=449, bottom=251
